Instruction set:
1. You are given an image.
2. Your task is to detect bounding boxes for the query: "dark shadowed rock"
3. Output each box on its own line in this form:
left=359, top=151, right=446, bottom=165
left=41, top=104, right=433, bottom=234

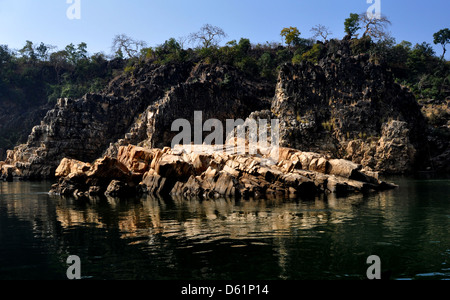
left=271, top=39, right=429, bottom=174
left=105, top=180, right=136, bottom=198
left=2, top=62, right=273, bottom=180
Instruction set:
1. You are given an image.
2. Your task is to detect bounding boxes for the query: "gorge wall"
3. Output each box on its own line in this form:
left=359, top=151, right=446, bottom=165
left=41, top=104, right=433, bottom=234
left=1, top=39, right=447, bottom=182
left=272, top=39, right=429, bottom=174
left=1, top=61, right=273, bottom=179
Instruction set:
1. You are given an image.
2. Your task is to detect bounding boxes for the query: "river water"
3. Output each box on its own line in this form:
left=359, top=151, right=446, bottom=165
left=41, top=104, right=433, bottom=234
left=0, top=176, right=449, bottom=280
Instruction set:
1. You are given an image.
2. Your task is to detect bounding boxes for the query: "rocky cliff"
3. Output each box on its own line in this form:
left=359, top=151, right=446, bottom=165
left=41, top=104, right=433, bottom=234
left=1, top=61, right=273, bottom=179
left=104, top=63, right=273, bottom=157
left=1, top=38, right=448, bottom=183
left=272, top=39, right=430, bottom=174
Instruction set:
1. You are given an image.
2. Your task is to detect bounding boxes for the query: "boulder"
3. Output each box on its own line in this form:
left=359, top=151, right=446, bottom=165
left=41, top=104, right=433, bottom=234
left=50, top=144, right=397, bottom=199
left=1, top=164, right=15, bottom=182
left=86, top=157, right=130, bottom=180
left=373, top=120, right=418, bottom=174
left=141, top=169, right=172, bottom=196
left=55, top=158, right=92, bottom=177
left=117, top=145, right=155, bottom=175
left=155, top=154, right=194, bottom=182
left=326, top=159, right=362, bottom=179
left=105, top=180, right=135, bottom=198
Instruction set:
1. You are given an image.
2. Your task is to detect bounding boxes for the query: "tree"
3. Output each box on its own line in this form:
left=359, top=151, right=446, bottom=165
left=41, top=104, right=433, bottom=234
left=236, top=38, right=251, bottom=56
left=188, top=24, right=227, bottom=49
left=35, top=43, right=52, bottom=61
left=177, top=36, right=189, bottom=50
left=49, top=50, right=69, bottom=82
left=388, top=40, right=412, bottom=78
left=310, top=24, right=332, bottom=42
left=433, top=28, right=450, bottom=60
left=281, top=27, right=301, bottom=48
left=19, top=40, right=37, bottom=61
left=407, top=42, right=436, bottom=77
left=344, top=13, right=361, bottom=38
left=258, top=52, right=275, bottom=80
left=359, top=13, right=392, bottom=40
left=0, top=45, right=13, bottom=65
left=112, top=34, right=147, bottom=58
left=153, top=38, right=185, bottom=63
left=65, top=43, right=88, bottom=65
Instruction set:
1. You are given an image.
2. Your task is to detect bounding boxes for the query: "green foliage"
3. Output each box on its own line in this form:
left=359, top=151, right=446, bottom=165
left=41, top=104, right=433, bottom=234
left=140, top=47, right=153, bottom=60
left=300, top=43, right=324, bottom=64
left=231, top=38, right=258, bottom=74
left=281, top=27, right=301, bottom=47
left=433, top=28, right=450, bottom=59
left=153, top=38, right=186, bottom=64
left=406, top=42, right=437, bottom=77
left=258, top=52, right=276, bottom=79
left=350, top=35, right=373, bottom=55
left=0, top=40, right=120, bottom=112
left=1, top=22, right=449, bottom=160
left=386, top=41, right=412, bottom=78
left=124, top=65, right=136, bottom=74
left=197, top=46, right=217, bottom=64
left=344, top=13, right=361, bottom=37
left=65, top=43, right=88, bottom=65
left=292, top=44, right=313, bottom=65
left=35, top=42, right=51, bottom=61
left=292, top=53, right=303, bottom=65
left=61, top=83, right=81, bottom=99
left=354, top=36, right=450, bottom=101
left=19, top=41, right=37, bottom=62
left=235, top=56, right=258, bottom=76
left=275, top=48, right=293, bottom=65
left=236, top=38, right=251, bottom=55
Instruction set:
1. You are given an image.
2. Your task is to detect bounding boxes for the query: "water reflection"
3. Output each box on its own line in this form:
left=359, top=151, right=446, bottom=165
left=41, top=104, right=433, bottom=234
left=51, top=193, right=376, bottom=243
left=0, top=178, right=449, bottom=280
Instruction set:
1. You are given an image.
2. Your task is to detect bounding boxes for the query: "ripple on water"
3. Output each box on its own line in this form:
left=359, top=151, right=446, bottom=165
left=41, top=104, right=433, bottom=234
left=414, top=272, right=449, bottom=280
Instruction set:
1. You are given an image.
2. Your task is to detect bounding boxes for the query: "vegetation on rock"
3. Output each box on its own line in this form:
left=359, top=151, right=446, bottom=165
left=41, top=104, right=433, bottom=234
left=0, top=17, right=449, bottom=176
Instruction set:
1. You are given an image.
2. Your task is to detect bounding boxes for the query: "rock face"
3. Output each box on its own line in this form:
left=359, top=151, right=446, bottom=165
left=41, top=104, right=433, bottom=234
left=2, top=38, right=447, bottom=184
left=421, top=99, right=450, bottom=173
left=271, top=39, right=429, bottom=174
left=50, top=144, right=396, bottom=199
left=0, top=162, right=15, bottom=182
left=104, top=63, right=272, bottom=157
left=3, top=62, right=272, bottom=179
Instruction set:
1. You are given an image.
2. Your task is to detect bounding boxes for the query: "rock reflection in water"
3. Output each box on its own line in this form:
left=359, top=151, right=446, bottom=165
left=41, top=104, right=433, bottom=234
left=51, top=192, right=375, bottom=246
left=2, top=178, right=449, bottom=280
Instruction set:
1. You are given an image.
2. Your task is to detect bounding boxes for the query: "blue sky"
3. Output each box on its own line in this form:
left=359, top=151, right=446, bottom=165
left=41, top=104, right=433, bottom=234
left=0, top=0, right=449, bottom=58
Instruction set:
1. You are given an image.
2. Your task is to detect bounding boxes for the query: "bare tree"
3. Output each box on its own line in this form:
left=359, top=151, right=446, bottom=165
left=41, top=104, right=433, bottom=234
left=177, top=36, right=189, bottom=50
left=111, top=34, right=147, bottom=58
left=359, top=13, right=392, bottom=40
left=188, top=24, right=227, bottom=49
left=310, top=24, right=333, bottom=42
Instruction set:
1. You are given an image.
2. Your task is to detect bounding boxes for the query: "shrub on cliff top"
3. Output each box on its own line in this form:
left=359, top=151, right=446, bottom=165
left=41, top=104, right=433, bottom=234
left=299, top=43, right=324, bottom=64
